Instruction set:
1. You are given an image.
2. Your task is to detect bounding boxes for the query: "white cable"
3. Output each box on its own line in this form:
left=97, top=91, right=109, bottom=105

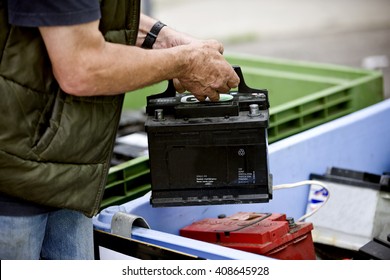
left=272, top=180, right=330, bottom=222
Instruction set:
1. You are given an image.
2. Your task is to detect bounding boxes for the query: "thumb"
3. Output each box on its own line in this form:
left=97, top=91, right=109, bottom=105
left=173, top=78, right=186, bottom=93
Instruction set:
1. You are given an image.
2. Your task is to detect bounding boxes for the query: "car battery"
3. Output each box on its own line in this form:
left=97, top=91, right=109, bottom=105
left=179, top=212, right=316, bottom=260
left=145, top=67, right=272, bottom=207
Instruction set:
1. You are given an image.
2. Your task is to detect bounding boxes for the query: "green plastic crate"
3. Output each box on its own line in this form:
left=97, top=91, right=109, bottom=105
left=123, top=53, right=383, bottom=143
left=100, top=155, right=151, bottom=210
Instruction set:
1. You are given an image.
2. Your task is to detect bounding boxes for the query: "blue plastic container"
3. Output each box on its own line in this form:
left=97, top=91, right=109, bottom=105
left=94, top=205, right=270, bottom=260
left=94, top=99, right=390, bottom=258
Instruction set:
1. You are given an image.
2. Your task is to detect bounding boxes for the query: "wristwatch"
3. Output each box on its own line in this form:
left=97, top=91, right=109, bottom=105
left=141, top=21, right=166, bottom=49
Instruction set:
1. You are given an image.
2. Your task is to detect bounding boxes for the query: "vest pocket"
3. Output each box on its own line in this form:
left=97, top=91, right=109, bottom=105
left=33, top=91, right=123, bottom=164
left=32, top=91, right=64, bottom=158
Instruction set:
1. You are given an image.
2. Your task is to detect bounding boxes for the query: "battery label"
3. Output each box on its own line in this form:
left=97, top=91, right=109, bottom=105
left=150, top=97, right=177, bottom=104
left=181, top=94, right=233, bottom=104
left=238, top=168, right=256, bottom=184
left=196, top=175, right=218, bottom=186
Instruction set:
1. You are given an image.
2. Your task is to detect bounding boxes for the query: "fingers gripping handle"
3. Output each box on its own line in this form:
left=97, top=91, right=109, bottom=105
left=147, top=66, right=268, bottom=100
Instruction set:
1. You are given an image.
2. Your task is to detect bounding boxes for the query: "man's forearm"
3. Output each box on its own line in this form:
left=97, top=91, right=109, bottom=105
left=39, top=19, right=238, bottom=100
left=40, top=20, right=188, bottom=96
left=71, top=43, right=188, bottom=96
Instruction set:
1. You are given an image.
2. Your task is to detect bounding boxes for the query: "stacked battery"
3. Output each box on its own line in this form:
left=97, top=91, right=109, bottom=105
left=180, top=212, right=316, bottom=260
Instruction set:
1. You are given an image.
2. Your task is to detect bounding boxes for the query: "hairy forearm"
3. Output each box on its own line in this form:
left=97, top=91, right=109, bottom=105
left=40, top=21, right=187, bottom=96
left=60, top=43, right=187, bottom=96
left=39, top=19, right=239, bottom=100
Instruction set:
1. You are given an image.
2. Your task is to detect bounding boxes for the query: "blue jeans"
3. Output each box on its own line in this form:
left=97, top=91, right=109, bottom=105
left=0, top=209, right=94, bottom=260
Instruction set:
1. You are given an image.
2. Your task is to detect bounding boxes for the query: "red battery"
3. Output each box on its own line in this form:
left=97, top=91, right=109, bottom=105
left=180, top=212, right=316, bottom=260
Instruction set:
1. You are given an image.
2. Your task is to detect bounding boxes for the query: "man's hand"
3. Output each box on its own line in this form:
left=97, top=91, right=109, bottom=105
left=140, top=14, right=239, bottom=101
left=175, top=40, right=240, bottom=102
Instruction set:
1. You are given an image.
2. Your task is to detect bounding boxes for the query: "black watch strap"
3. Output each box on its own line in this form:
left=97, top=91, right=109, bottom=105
left=141, top=21, right=166, bottom=49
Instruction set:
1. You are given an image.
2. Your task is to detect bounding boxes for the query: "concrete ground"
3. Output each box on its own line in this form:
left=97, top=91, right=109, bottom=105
left=146, top=0, right=390, bottom=98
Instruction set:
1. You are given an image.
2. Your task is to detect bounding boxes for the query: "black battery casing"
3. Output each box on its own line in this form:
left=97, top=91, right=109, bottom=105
left=145, top=67, right=272, bottom=207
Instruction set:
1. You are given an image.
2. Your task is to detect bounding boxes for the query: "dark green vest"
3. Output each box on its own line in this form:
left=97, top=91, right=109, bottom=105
left=0, top=0, right=140, bottom=217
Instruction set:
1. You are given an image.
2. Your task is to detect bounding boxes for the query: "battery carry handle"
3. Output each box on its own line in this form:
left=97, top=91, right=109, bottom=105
left=233, top=66, right=267, bottom=95
left=147, top=66, right=268, bottom=102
